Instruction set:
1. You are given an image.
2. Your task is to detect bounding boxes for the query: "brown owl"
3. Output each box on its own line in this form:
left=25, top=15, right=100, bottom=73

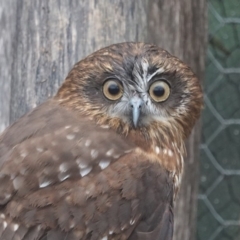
left=0, top=42, right=203, bottom=240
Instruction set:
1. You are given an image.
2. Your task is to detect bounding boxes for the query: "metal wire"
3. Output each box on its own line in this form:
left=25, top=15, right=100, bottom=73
left=197, top=1, right=240, bottom=239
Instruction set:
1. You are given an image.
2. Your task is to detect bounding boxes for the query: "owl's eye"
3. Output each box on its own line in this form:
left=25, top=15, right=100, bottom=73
left=103, top=79, right=123, bottom=101
left=149, top=80, right=170, bottom=102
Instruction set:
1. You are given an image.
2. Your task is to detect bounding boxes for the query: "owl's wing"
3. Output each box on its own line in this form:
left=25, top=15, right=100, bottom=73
left=0, top=100, right=174, bottom=240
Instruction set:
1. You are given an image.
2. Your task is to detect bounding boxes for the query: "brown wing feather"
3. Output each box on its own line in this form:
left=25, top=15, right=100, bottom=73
left=0, top=100, right=174, bottom=240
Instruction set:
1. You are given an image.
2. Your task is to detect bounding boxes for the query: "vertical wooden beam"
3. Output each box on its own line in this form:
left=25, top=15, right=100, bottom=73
left=0, top=1, right=17, bottom=132
left=0, top=0, right=148, bottom=124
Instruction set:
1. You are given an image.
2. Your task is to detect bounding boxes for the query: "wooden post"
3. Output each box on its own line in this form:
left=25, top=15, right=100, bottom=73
left=0, top=1, right=207, bottom=239
left=0, top=0, right=148, bottom=125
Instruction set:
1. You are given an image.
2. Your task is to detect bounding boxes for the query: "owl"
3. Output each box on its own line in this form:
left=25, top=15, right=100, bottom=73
left=0, top=42, right=202, bottom=240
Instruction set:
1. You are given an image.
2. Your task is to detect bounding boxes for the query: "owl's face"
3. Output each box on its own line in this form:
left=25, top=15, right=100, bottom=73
left=58, top=42, right=202, bottom=141
left=99, top=58, right=186, bottom=128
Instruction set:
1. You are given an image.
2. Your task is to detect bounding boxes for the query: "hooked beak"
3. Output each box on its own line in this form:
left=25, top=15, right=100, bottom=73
left=130, top=96, right=143, bottom=128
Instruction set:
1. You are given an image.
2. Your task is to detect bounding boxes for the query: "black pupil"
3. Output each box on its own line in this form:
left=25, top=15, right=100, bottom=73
left=153, top=85, right=165, bottom=97
left=108, top=83, right=120, bottom=95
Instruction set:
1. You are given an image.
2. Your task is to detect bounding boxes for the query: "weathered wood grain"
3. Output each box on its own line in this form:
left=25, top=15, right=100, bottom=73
left=0, top=0, right=147, bottom=124
left=0, top=0, right=17, bottom=132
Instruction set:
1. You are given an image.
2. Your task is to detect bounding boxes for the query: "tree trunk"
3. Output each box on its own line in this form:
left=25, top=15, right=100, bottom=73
left=0, top=0, right=207, bottom=239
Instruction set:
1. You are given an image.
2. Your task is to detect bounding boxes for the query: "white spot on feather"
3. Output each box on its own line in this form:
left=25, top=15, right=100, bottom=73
left=91, top=149, right=98, bottom=159
left=163, top=149, right=167, bottom=155
left=76, top=158, right=88, bottom=169
left=3, top=194, right=11, bottom=202
left=20, top=151, right=28, bottom=158
left=85, top=139, right=91, bottom=147
left=66, top=134, right=75, bottom=140
left=0, top=214, right=5, bottom=219
left=3, top=221, right=7, bottom=229
left=168, top=149, right=173, bottom=157
left=106, top=149, right=114, bottom=156
left=58, top=172, right=70, bottom=182
left=130, top=219, right=136, bottom=225
left=121, top=225, right=126, bottom=231
left=155, top=146, right=160, bottom=154
left=109, top=230, right=113, bottom=235
left=59, top=163, right=69, bottom=172
left=113, top=154, right=121, bottom=159
left=124, top=149, right=132, bottom=154
left=99, top=160, right=110, bottom=169
left=80, top=166, right=92, bottom=177
left=101, top=236, right=108, bottom=240
left=12, top=223, right=19, bottom=231
left=100, top=125, right=109, bottom=129
left=65, top=125, right=71, bottom=129
left=36, top=147, right=44, bottom=152
left=13, top=176, right=25, bottom=190
left=69, top=220, right=75, bottom=228
left=39, top=180, right=51, bottom=188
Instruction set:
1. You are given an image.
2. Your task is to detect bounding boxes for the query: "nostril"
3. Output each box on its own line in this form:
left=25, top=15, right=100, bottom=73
left=130, top=97, right=143, bottom=110
left=131, top=102, right=141, bottom=109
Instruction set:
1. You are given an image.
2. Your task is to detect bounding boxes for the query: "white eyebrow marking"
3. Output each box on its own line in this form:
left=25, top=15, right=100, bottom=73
left=147, top=67, right=165, bottom=82
left=141, top=58, right=149, bottom=80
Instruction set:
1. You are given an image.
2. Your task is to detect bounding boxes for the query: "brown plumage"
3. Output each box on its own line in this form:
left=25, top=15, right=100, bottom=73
left=0, top=42, right=203, bottom=240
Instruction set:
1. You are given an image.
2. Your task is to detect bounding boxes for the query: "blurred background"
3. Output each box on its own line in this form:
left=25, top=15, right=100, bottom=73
left=197, top=1, right=240, bottom=240
left=0, top=1, right=239, bottom=240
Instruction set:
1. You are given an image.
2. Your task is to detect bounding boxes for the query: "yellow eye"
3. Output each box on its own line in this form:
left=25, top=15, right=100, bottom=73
left=149, top=80, right=170, bottom=102
left=103, top=79, right=123, bottom=101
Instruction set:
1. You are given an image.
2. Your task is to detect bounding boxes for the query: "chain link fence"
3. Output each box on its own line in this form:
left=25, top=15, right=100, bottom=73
left=197, top=1, right=240, bottom=239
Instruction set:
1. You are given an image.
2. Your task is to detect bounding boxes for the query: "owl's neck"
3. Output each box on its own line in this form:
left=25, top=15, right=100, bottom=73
left=127, top=126, right=185, bottom=195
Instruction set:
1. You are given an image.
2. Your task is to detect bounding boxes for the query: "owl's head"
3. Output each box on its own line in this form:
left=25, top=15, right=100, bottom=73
left=57, top=42, right=203, bottom=148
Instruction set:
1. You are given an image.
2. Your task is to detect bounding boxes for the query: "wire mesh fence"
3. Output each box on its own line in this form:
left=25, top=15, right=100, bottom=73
left=197, top=1, right=240, bottom=239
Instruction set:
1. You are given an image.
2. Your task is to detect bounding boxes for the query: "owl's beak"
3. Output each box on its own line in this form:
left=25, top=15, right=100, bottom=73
left=130, top=96, right=143, bottom=128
